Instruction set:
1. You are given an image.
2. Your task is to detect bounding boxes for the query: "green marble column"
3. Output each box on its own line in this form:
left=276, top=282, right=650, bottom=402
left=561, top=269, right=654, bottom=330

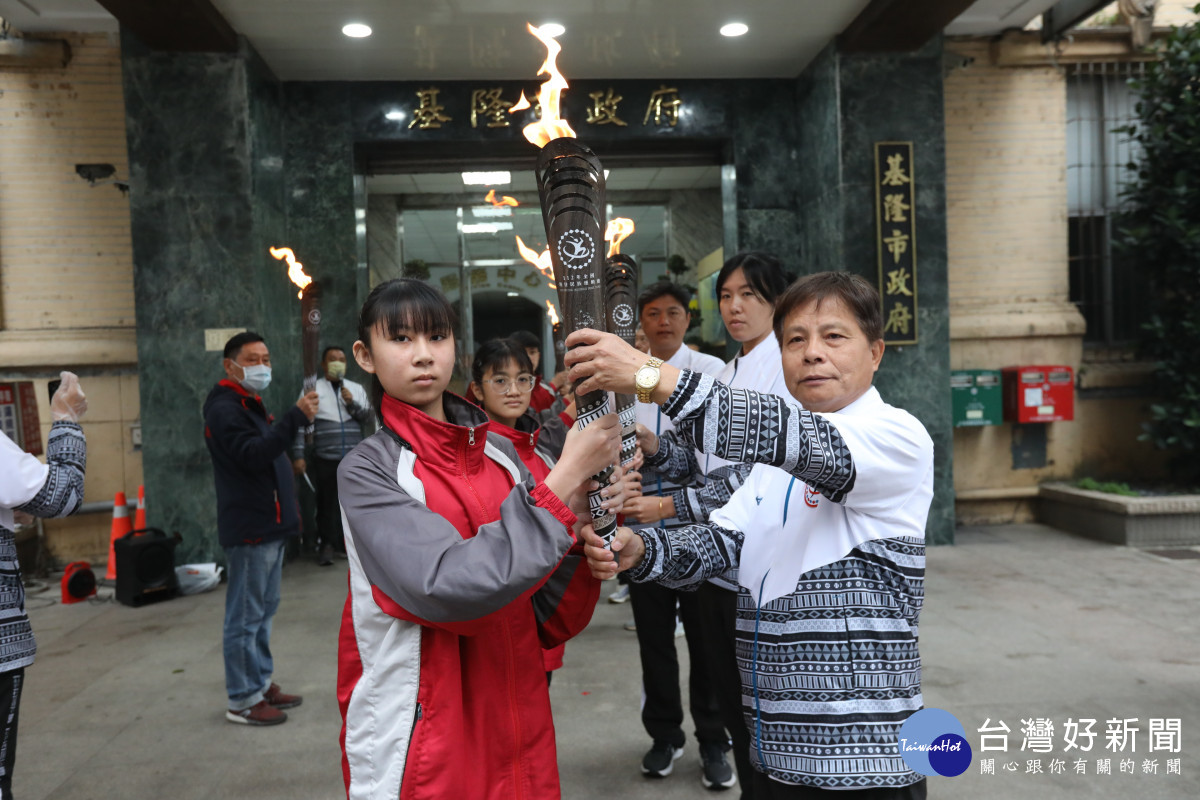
left=791, top=40, right=956, bottom=544
left=123, top=34, right=292, bottom=562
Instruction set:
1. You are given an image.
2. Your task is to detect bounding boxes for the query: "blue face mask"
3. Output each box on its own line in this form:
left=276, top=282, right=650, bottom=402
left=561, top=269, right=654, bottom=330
left=237, top=363, right=272, bottom=393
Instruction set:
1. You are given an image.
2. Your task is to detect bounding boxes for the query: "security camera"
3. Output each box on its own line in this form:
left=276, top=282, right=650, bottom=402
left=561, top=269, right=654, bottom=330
left=75, top=163, right=116, bottom=184
left=942, top=51, right=975, bottom=75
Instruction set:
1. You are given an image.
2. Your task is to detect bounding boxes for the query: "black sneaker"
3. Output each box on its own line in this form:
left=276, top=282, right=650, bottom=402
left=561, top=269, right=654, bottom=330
left=699, top=741, right=736, bottom=790
left=642, top=740, right=684, bottom=777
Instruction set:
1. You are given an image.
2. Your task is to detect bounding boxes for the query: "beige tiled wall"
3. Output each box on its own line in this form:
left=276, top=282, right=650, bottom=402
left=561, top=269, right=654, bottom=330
left=943, top=39, right=1167, bottom=522
left=32, top=373, right=142, bottom=564
left=1, top=32, right=141, bottom=564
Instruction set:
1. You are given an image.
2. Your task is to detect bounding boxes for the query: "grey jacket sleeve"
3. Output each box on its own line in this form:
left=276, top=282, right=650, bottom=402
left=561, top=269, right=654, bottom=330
left=337, top=436, right=577, bottom=629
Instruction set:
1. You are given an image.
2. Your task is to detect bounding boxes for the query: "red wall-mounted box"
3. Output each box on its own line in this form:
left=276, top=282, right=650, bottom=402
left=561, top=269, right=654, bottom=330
left=1001, top=365, right=1074, bottom=423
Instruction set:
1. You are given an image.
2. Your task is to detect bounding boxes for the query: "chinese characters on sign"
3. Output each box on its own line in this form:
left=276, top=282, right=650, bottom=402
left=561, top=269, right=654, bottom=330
left=976, top=717, right=1183, bottom=778
left=875, top=142, right=917, bottom=345
left=409, top=88, right=452, bottom=130
left=404, top=85, right=685, bottom=132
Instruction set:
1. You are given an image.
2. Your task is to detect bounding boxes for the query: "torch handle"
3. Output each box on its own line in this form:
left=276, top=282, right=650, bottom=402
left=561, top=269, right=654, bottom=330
left=617, top=395, right=637, bottom=467
left=574, top=387, right=619, bottom=544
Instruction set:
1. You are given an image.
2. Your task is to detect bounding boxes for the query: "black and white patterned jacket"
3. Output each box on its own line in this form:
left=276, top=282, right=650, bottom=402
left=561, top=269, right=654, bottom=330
left=629, top=370, right=932, bottom=791
left=0, top=421, right=87, bottom=672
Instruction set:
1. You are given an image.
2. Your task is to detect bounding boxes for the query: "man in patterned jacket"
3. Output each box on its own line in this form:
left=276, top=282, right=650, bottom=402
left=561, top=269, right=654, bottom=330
left=0, top=372, right=88, bottom=799
left=567, top=272, right=933, bottom=799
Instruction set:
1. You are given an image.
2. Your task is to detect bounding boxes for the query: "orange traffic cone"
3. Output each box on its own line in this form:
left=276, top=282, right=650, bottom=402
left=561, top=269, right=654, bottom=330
left=105, top=491, right=132, bottom=581
left=134, top=485, right=146, bottom=531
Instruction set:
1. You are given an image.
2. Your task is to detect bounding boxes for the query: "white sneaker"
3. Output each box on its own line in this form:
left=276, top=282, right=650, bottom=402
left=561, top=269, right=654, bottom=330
left=608, top=584, right=631, bottom=604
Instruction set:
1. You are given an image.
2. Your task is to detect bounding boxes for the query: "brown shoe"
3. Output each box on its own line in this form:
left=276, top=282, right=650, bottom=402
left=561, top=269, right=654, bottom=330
left=226, top=699, right=287, bottom=726
left=265, top=683, right=303, bottom=709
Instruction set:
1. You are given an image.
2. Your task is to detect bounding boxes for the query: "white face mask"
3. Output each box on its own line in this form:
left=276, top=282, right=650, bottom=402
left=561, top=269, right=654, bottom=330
left=237, top=363, right=272, bottom=393
left=325, top=360, right=346, bottom=381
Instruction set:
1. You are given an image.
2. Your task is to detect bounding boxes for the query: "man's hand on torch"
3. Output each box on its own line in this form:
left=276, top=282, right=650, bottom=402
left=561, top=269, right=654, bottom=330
left=564, top=329, right=681, bottom=401
left=292, top=458, right=307, bottom=477
left=635, top=423, right=659, bottom=457
left=622, top=455, right=643, bottom=500
left=543, top=412, right=621, bottom=505
left=296, top=391, right=319, bottom=422
left=341, top=386, right=354, bottom=405
left=580, top=523, right=644, bottom=580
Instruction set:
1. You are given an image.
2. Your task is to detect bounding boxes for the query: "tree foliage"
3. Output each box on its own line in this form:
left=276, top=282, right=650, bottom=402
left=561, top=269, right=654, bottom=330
left=1116, top=8, right=1200, bottom=477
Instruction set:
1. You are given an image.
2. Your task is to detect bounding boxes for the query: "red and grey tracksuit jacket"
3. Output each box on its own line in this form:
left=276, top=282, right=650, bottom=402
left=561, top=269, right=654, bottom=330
left=488, top=412, right=572, bottom=673
left=336, top=392, right=599, bottom=800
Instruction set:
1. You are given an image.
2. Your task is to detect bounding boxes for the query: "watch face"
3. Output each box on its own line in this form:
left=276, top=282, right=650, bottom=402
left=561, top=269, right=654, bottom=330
left=636, top=365, right=658, bottom=389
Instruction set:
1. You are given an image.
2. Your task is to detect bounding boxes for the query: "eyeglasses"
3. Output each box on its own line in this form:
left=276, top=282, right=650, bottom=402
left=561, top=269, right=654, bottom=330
left=483, top=375, right=535, bottom=393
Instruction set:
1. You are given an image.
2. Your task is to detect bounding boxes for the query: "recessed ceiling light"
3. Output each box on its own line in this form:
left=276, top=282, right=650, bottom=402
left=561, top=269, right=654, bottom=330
left=462, top=171, right=511, bottom=185
left=385, top=109, right=405, bottom=121
left=538, top=22, right=566, bottom=37
left=720, top=22, right=748, bottom=37
left=342, top=23, right=372, bottom=38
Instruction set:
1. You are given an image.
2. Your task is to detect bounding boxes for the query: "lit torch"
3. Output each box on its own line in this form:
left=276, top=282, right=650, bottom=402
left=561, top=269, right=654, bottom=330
left=604, top=219, right=639, bottom=467
left=270, top=246, right=320, bottom=445
left=485, top=189, right=519, bottom=208
left=523, top=22, right=618, bottom=545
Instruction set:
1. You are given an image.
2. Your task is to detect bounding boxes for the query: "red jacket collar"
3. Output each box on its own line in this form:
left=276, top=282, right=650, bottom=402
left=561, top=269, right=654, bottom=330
left=488, top=418, right=541, bottom=464
left=380, top=391, right=490, bottom=473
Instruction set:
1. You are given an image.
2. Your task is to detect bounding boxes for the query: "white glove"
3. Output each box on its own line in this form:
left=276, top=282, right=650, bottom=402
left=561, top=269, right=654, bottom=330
left=50, top=371, right=88, bottom=422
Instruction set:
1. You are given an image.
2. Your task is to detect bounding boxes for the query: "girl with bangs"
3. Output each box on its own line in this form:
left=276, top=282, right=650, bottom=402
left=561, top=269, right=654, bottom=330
left=336, top=279, right=622, bottom=800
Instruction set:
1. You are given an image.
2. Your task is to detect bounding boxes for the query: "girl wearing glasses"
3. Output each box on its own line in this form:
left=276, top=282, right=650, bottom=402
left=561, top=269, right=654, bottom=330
left=469, top=337, right=579, bottom=683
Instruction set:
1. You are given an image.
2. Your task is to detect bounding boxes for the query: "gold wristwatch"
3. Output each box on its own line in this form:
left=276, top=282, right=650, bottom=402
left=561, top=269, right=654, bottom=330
left=634, top=357, right=664, bottom=403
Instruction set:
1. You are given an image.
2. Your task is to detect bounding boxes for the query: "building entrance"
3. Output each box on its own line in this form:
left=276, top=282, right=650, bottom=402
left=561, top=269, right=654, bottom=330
left=363, top=162, right=726, bottom=381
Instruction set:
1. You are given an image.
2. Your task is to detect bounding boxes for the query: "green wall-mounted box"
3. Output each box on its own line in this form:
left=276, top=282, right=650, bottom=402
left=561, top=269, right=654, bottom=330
left=951, top=370, right=1003, bottom=427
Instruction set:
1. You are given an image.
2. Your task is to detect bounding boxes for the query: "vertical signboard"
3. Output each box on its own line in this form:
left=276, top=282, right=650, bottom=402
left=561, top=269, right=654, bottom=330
left=875, top=142, right=918, bottom=345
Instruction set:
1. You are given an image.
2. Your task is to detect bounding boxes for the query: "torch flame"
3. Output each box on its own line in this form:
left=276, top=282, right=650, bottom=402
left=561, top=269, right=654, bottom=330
left=485, top=189, right=519, bottom=208
left=269, top=246, right=312, bottom=299
left=605, top=217, right=635, bottom=257
left=515, top=235, right=556, bottom=289
left=546, top=300, right=560, bottom=325
left=509, top=90, right=531, bottom=113
left=522, top=23, right=576, bottom=148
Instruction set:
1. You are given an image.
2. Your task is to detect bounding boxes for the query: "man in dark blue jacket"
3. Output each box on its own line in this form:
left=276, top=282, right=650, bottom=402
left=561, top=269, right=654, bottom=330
left=204, top=332, right=318, bottom=726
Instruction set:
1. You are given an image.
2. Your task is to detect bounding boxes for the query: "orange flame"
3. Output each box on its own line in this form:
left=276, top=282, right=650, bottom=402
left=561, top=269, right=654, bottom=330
left=515, top=235, right=556, bottom=289
left=522, top=23, right=576, bottom=147
left=605, top=218, right=635, bottom=257
left=485, top=189, right=519, bottom=208
left=269, top=246, right=312, bottom=299
left=546, top=300, right=560, bottom=325
left=509, top=90, right=531, bottom=113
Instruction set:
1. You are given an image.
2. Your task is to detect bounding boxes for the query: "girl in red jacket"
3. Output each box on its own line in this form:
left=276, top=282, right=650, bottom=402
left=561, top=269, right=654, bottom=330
left=338, top=279, right=621, bottom=800
left=469, top=337, right=574, bottom=684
